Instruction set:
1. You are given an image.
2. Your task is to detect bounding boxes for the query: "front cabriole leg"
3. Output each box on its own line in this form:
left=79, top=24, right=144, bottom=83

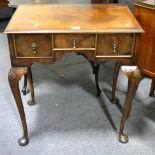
left=8, top=67, right=29, bottom=146
left=119, top=67, right=142, bottom=143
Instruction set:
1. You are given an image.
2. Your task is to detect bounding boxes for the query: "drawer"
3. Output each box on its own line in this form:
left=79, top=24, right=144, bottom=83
left=54, top=34, right=95, bottom=49
left=14, top=34, right=53, bottom=58
left=96, top=34, right=134, bottom=56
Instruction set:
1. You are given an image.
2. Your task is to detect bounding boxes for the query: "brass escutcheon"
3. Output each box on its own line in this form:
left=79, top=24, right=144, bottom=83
left=32, top=42, right=38, bottom=54
left=112, top=43, right=117, bottom=54
left=71, top=36, right=78, bottom=48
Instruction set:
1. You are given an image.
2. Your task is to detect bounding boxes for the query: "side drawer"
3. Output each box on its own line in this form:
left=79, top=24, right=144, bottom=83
left=54, top=34, right=95, bottom=49
left=14, top=34, right=53, bottom=58
left=96, top=34, right=134, bottom=56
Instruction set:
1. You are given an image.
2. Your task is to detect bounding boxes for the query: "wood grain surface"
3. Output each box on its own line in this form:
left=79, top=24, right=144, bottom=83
left=5, top=4, right=143, bottom=33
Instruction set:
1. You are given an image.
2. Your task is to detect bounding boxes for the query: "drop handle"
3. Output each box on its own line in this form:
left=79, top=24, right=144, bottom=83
left=32, top=42, right=38, bottom=54
left=71, top=37, right=78, bottom=49
left=112, top=43, right=117, bottom=54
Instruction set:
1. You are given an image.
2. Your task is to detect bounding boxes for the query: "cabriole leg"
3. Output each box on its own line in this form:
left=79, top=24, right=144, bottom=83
left=8, top=67, right=29, bottom=146
left=27, top=67, right=35, bottom=106
left=149, top=78, right=155, bottom=97
left=93, top=63, right=101, bottom=96
left=76, top=52, right=101, bottom=96
left=119, top=67, right=142, bottom=143
left=111, top=63, right=121, bottom=104
left=22, top=74, right=28, bottom=95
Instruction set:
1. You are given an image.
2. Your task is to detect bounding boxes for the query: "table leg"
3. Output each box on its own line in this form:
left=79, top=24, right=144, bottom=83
left=111, top=63, right=121, bottom=104
left=27, top=67, right=35, bottom=106
left=149, top=78, right=155, bottom=97
left=76, top=52, right=101, bottom=96
left=119, top=67, right=142, bottom=143
left=8, top=67, right=29, bottom=146
left=93, top=63, right=101, bottom=96
left=22, top=74, right=28, bottom=95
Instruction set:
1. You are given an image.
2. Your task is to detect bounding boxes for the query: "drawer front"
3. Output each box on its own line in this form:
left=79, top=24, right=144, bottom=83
left=54, top=34, right=95, bottom=49
left=14, top=34, right=53, bottom=58
left=96, top=34, right=134, bottom=56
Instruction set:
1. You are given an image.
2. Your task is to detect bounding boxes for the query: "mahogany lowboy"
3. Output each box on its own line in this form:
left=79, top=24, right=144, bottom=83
left=5, top=4, right=143, bottom=146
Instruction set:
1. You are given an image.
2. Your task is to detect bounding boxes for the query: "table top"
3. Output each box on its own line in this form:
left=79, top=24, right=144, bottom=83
left=5, top=4, right=143, bottom=34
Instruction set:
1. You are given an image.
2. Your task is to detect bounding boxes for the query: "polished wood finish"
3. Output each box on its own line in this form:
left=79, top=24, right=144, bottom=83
left=97, top=34, right=134, bottom=56
left=5, top=4, right=143, bottom=34
left=119, top=67, right=142, bottom=143
left=111, top=63, right=121, bottom=104
left=135, top=2, right=155, bottom=78
left=54, top=34, right=95, bottom=49
left=27, top=67, right=35, bottom=106
left=112, top=0, right=155, bottom=103
left=14, top=34, right=53, bottom=58
left=22, top=74, right=27, bottom=95
left=5, top=4, right=143, bottom=145
left=6, top=5, right=143, bottom=67
left=112, top=1, right=155, bottom=143
left=8, top=67, right=29, bottom=146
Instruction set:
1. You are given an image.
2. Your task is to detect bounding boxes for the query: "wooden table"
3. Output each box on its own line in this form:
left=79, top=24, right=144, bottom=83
left=5, top=4, right=143, bottom=146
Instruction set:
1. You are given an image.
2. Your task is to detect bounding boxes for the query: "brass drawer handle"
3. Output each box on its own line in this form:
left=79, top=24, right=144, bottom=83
left=32, top=42, right=38, bottom=54
left=71, top=37, right=78, bottom=49
left=112, top=43, right=117, bottom=54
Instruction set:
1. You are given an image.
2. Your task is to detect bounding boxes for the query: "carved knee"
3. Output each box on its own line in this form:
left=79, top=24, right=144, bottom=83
left=8, top=67, right=28, bottom=89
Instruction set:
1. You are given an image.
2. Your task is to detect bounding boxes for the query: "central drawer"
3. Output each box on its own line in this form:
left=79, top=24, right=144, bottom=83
left=54, top=34, right=95, bottom=49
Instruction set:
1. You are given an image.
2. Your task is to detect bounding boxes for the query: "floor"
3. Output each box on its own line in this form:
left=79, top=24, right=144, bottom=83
left=0, top=32, right=155, bottom=155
